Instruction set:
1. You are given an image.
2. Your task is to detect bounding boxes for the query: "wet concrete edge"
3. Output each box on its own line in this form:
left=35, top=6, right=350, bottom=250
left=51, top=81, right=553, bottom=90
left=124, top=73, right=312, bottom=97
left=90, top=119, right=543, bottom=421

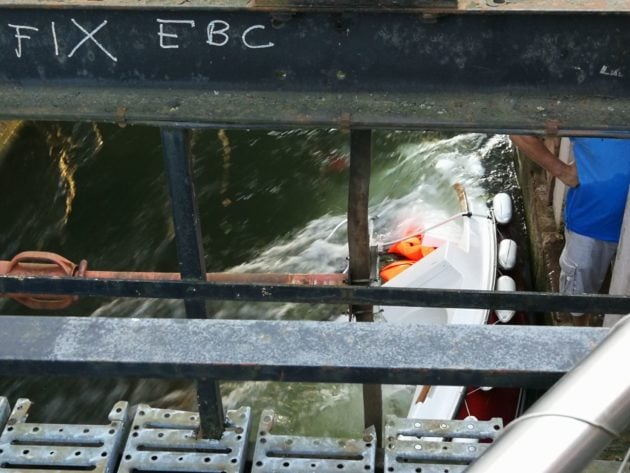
left=513, top=148, right=568, bottom=326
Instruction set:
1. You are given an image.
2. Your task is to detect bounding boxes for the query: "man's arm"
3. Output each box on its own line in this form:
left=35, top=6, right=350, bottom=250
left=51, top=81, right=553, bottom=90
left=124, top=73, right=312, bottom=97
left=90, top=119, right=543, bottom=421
left=509, top=135, right=579, bottom=188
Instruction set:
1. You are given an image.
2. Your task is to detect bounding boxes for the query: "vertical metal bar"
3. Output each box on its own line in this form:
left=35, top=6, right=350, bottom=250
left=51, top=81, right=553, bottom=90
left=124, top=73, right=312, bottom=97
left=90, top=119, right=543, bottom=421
left=160, top=127, right=224, bottom=439
left=196, top=377, right=225, bottom=440
left=348, top=129, right=373, bottom=320
left=347, top=129, right=382, bottom=443
left=160, top=128, right=206, bottom=314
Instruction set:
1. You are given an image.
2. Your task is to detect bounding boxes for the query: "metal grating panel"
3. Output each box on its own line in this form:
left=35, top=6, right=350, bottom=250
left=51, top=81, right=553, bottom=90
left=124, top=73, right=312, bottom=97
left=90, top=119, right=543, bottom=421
left=118, top=404, right=250, bottom=473
left=0, top=398, right=129, bottom=473
left=384, top=416, right=503, bottom=473
left=252, top=408, right=376, bottom=472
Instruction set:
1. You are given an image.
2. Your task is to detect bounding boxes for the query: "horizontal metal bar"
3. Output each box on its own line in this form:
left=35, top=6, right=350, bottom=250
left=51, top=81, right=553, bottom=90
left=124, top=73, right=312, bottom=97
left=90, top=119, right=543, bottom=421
left=2, top=276, right=630, bottom=313
left=0, top=0, right=251, bottom=10
left=5, top=87, right=630, bottom=134
left=459, top=0, right=630, bottom=12
left=252, top=0, right=457, bottom=9
left=1, top=0, right=629, bottom=13
left=0, top=316, right=608, bottom=388
left=1, top=11, right=630, bottom=129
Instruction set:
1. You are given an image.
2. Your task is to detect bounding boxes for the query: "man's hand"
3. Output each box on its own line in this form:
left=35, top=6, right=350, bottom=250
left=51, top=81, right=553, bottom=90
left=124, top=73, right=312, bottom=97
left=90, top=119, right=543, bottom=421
left=559, top=161, right=579, bottom=188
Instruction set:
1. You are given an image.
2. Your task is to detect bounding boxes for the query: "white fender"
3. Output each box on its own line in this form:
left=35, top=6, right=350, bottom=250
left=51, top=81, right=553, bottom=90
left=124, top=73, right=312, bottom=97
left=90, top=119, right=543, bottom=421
left=493, top=193, right=513, bottom=225
left=496, top=275, right=516, bottom=323
left=498, top=239, right=518, bottom=271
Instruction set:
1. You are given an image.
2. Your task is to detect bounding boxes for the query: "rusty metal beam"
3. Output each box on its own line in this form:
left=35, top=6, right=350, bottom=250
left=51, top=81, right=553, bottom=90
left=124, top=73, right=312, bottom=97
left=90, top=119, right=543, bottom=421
left=0, top=252, right=346, bottom=287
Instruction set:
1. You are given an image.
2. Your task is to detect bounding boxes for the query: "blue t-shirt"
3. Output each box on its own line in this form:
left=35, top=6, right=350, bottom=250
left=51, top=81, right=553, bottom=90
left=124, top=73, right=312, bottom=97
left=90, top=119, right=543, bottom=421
left=565, top=138, right=630, bottom=242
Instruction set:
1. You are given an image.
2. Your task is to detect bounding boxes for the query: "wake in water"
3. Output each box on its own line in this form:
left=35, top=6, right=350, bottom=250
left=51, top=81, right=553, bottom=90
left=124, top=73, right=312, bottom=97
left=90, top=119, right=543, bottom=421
left=0, top=126, right=514, bottom=434
left=144, top=132, right=508, bottom=437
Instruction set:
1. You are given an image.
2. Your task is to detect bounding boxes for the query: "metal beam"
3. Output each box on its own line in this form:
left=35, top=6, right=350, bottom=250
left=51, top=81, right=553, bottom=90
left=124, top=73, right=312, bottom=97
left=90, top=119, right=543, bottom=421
left=161, top=128, right=225, bottom=439
left=459, top=0, right=630, bottom=12
left=347, top=129, right=382, bottom=439
left=161, top=128, right=207, bottom=317
left=348, top=129, right=373, bottom=321
left=2, top=11, right=630, bottom=131
left=0, top=316, right=608, bottom=388
left=2, top=276, right=630, bottom=314
left=1, top=0, right=629, bottom=13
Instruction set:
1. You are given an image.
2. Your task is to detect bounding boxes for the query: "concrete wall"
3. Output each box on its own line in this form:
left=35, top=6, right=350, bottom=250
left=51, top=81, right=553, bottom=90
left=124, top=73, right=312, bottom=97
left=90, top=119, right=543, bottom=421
left=513, top=145, right=568, bottom=325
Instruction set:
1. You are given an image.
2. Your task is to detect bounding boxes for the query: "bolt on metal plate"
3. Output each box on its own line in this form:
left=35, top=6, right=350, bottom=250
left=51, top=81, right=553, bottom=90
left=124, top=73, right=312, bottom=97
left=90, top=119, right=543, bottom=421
left=0, top=398, right=129, bottom=473
left=118, top=404, right=251, bottom=473
left=384, top=415, right=504, bottom=473
left=252, top=408, right=376, bottom=472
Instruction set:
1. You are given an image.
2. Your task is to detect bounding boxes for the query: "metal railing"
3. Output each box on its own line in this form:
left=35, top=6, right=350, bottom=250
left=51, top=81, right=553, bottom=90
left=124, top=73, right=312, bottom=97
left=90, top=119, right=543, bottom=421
left=1, top=2, right=630, bottom=470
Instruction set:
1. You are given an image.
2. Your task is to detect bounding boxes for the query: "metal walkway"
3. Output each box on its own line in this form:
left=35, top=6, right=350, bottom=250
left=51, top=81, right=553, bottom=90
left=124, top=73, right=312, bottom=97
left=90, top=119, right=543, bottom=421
left=0, top=396, right=504, bottom=473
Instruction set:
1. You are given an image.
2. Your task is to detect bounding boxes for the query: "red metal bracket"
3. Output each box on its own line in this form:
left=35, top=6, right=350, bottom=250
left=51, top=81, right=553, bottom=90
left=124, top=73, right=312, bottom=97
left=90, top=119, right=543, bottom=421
left=0, top=251, right=81, bottom=310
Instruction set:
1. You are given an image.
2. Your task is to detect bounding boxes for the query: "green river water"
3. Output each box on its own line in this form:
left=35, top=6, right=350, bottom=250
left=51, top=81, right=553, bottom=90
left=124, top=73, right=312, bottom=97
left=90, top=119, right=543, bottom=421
left=0, top=123, right=525, bottom=438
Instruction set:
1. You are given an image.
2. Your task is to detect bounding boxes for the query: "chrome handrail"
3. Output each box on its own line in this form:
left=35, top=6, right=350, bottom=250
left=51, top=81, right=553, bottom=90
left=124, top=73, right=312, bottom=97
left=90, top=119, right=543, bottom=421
left=468, top=315, right=630, bottom=473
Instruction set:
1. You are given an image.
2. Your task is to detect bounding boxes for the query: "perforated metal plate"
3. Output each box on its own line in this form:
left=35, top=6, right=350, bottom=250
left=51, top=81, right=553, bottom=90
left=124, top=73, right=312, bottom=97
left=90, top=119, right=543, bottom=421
left=0, top=398, right=129, bottom=473
left=118, top=404, right=250, bottom=473
left=384, top=416, right=503, bottom=473
left=252, top=408, right=376, bottom=472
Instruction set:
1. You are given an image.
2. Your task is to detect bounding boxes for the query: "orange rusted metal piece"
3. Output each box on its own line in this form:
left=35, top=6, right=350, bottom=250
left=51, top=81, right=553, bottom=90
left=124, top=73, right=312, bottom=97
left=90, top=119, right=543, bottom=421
left=0, top=251, right=347, bottom=310
left=84, top=270, right=346, bottom=285
left=0, top=251, right=81, bottom=310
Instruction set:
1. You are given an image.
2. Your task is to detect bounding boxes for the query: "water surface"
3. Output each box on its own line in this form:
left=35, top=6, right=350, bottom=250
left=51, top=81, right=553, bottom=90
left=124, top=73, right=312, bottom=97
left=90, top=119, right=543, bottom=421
left=0, top=124, right=522, bottom=437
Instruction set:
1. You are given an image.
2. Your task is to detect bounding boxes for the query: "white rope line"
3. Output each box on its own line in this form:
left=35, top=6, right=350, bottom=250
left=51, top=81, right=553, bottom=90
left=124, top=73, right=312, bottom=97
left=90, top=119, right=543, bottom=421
left=324, top=219, right=348, bottom=241
left=617, top=444, right=630, bottom=473
left=379, top=212, right=469, bottom=248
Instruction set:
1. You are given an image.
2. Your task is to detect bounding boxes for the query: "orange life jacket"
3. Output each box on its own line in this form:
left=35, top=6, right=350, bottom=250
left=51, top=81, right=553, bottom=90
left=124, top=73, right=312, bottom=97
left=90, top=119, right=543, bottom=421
left=381, top=235, right=436, bottom=282
left=388, top=235, right=435, bottom=261
left=380, top=259, right=416, bottom=282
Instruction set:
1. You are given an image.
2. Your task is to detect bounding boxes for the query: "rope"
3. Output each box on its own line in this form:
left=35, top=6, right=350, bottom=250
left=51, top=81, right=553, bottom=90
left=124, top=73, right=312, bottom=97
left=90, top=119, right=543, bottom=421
left=379, top=211, right=472, bottom=248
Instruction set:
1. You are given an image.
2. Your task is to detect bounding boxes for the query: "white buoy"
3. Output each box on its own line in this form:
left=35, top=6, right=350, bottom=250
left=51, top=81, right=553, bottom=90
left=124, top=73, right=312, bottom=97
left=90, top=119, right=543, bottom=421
left=496, top=275, right=516, bottom=323
left=498, top=239, right=518, bottom=271
left=492, top=193, right=513, bottom=225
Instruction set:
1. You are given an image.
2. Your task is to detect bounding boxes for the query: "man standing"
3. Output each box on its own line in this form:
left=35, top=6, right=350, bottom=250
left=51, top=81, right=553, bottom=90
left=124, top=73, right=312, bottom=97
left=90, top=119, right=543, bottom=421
left=510, top=136, right=630, bottom=326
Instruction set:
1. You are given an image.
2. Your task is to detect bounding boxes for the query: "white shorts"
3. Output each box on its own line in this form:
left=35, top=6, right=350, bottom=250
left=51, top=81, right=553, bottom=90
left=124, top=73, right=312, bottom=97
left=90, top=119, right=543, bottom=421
left=559, top=229, right=617, bottom=315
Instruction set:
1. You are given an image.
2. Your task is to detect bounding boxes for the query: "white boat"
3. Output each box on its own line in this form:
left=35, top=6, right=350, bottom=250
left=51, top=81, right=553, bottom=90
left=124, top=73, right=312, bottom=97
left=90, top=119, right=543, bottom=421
left=375, top=184, right=517, bottom=422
